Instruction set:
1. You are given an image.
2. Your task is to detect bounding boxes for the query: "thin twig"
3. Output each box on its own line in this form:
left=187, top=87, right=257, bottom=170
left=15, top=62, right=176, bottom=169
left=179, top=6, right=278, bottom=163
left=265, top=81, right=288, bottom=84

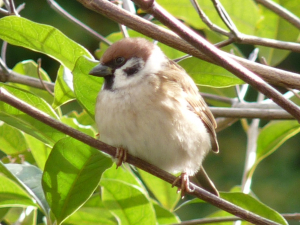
left=255, top=0, right=300, bottom=31
left=211, top=0, right=239, bottom=38
left=190, top=0, right=230, bottom=36
left=173, top=213, right=300, bottom=225
left=135, top=0, right=300, bottom=121
left=0, top=58, right=10, bottom=82
left=282, top=213, right=300, bottom=220
left=215, top=38, right=234, bottom=48
left=1, top=42, right=8, bottom=65
left=76, top=0, right=300, bottom=90
left=47, top=0, right=112, bottom=45
left=117, top=1, right=130, bottom=38
left=241, top=93, right=264, bottom=194
left=37, top=59, right=54, bottom=96
left=173, top=55, right=192, bottom=63
left=0, top=87, right=281, bottom=225
left=0, top=8, right=9, bottom=15
left=201, top=92, right=236, bottom=105
left=287, top=88, right=300, bottom=101
left=15, top=2, right=25, bottom=13
left=8, top=0, right=18, bottom=15
left=172, top=216, right=240, bottom=225
left=210, top=107, right=293, bottom=119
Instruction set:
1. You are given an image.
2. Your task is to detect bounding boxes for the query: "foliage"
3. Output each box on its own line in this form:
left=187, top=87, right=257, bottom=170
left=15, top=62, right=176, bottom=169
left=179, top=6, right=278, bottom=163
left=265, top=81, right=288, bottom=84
left=0, top=0, right=300, bottom=224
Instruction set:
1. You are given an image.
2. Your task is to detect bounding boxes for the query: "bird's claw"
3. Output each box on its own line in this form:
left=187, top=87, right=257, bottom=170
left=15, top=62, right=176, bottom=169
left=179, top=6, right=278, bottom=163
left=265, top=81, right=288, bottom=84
left=172, top=173, right=194, bottom=199
left=115, top=147, right=127, bottom=168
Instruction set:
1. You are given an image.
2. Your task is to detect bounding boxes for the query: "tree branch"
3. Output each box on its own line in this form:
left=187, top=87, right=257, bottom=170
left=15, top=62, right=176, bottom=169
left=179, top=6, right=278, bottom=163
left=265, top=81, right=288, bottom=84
left=0, top=87, right=281, bottom=225
left=76, top=0, right=300, bottom=90
left=0, top=69, right=55, bottom=92
left=211, top=107, right=293, bottom=120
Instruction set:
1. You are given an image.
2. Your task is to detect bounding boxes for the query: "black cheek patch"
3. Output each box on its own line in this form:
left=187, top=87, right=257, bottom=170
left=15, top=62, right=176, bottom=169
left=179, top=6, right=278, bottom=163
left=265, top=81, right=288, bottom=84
left=123, top=64, right=141, bottom=76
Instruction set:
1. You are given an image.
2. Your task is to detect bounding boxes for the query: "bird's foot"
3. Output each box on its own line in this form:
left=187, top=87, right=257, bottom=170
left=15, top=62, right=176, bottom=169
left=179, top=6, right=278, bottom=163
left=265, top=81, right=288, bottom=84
left=172, top=173, right=195, bottom=199
left=115, top=147, right=127, bottom=169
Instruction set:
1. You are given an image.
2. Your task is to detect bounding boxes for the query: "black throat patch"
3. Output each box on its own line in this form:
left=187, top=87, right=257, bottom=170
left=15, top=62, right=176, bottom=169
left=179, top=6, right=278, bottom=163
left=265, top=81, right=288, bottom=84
left=103, top=75, right=115, bottom=90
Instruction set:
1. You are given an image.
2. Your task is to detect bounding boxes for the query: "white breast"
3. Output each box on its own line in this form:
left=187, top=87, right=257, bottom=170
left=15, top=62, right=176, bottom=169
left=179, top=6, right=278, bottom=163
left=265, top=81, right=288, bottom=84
left=95, top=74, right=211, bottom=176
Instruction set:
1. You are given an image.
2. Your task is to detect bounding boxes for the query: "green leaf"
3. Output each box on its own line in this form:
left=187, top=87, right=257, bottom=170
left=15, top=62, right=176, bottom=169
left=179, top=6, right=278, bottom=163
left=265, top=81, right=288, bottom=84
left=3, top=163, right=49, bottom=216
left=73, top=56, right=102, bottom=118
left=101, top=167, right=156, bottom=225
left=156, top=0, right=204, bottom=29
left=52, top=66, right=75, bottom=109
left=0, top=208, right=10, bottom=221
left=19, top=207, right=37, bottom=225
left=64, top=194, right=117, bottom=225
left=0, top=16, right=92, bottom=70
left=252, top=121, right=300, bottom=175
left=24, top=134, right=51, bottom=170
left=61, top=116, right=96, bottom=137
left=0, top=84, right=66, bottom=146
left=255, top=0, right=300, bottom=66
left=157, top=0, right=259, bottom=33
left=11, top=60, right=54, bottom=104
left=42, top=137, right=112, bottom=224
left=1, top=208, right=24, bottom=224
left=178, top=57, right=244, bottom=87
left=153, top=200, right=180, bottom=224
left=0, top=123, right=27, bottom=155
left=67, top=110, right=95, bottom=126
left=0, top=174, right=35, bottom=207
left=220, top=192, right=287, bottom=225
left=174, top=198, right=205, bottom=211
left=138, top=169, right=180, bottom=211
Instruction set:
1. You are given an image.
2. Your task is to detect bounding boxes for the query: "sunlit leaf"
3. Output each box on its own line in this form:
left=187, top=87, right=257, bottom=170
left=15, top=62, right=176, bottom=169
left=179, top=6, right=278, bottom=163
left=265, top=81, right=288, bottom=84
left=253, top=121, right=300, bottom=174
left=0, top=173, right=35, bottom=207
left=42, top=137, right=112, bottom=224
left=178, top=57, right=244, bottom=87
left=101, top=167, right=156, bottom=225
left=138, top=169, right=180, bottom=211
left=61, top=116, right=96, bottom=137
left=3, top=163, right=49, bottom=216
left=0, top=123, right=27, bottom=155
left=64, top=194, right=117, bottom=225
left=255, top=0, right=300, bottom=66
left=157, top=0, right=259, bottom=34
left=153, top=200, right=180, bottom=224
left=220, top=192, right=287, bottom=225
left=52, top=66, right=75, bottom=109
left=73, top=56, right=101, bottom=118
left=0, top=84, right=65, bottom=145
left=12, top=60, right=53, bottom=104
left=0, top=16, right=92, bottom=70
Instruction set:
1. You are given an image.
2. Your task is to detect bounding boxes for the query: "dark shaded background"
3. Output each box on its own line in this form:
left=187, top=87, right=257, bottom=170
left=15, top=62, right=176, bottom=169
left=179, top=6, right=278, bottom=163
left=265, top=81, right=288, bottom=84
left=1, top=0, right=300, bottom=223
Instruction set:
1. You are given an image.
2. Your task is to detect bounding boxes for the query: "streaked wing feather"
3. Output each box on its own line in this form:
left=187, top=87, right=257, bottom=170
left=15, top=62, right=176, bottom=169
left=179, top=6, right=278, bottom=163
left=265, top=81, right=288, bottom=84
left=164, top=60, right=219, bottom=153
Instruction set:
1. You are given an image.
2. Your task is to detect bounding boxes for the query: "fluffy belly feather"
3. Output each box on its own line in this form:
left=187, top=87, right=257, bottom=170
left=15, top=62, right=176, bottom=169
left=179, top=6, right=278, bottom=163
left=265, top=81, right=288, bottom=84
left=95, top=89, right=211, bottom=176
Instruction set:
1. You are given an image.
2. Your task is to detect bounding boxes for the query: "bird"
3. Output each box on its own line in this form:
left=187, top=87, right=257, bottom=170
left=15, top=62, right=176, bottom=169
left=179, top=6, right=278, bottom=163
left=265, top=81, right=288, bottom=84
left=89, top=37, right=219, bottom=196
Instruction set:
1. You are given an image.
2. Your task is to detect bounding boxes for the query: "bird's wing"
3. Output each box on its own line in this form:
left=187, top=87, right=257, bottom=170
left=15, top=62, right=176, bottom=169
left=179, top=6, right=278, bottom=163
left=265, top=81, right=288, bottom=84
left=163, top=60, right=219, bottom=153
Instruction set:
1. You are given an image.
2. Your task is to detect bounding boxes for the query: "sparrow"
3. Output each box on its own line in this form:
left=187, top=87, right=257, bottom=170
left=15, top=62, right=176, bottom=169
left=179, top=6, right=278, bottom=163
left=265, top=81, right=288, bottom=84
left=89, top=37, right=219, bottom=196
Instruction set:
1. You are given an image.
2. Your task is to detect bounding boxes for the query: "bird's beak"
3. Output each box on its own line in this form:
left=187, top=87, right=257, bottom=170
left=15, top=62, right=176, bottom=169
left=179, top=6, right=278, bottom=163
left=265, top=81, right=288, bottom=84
left=89, top=64, right=112, bottom=77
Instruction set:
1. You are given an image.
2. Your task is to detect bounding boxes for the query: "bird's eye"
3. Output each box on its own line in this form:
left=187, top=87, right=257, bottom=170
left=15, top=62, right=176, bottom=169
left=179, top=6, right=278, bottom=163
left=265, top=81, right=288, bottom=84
left=115, top=57, right=125, bottom=65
